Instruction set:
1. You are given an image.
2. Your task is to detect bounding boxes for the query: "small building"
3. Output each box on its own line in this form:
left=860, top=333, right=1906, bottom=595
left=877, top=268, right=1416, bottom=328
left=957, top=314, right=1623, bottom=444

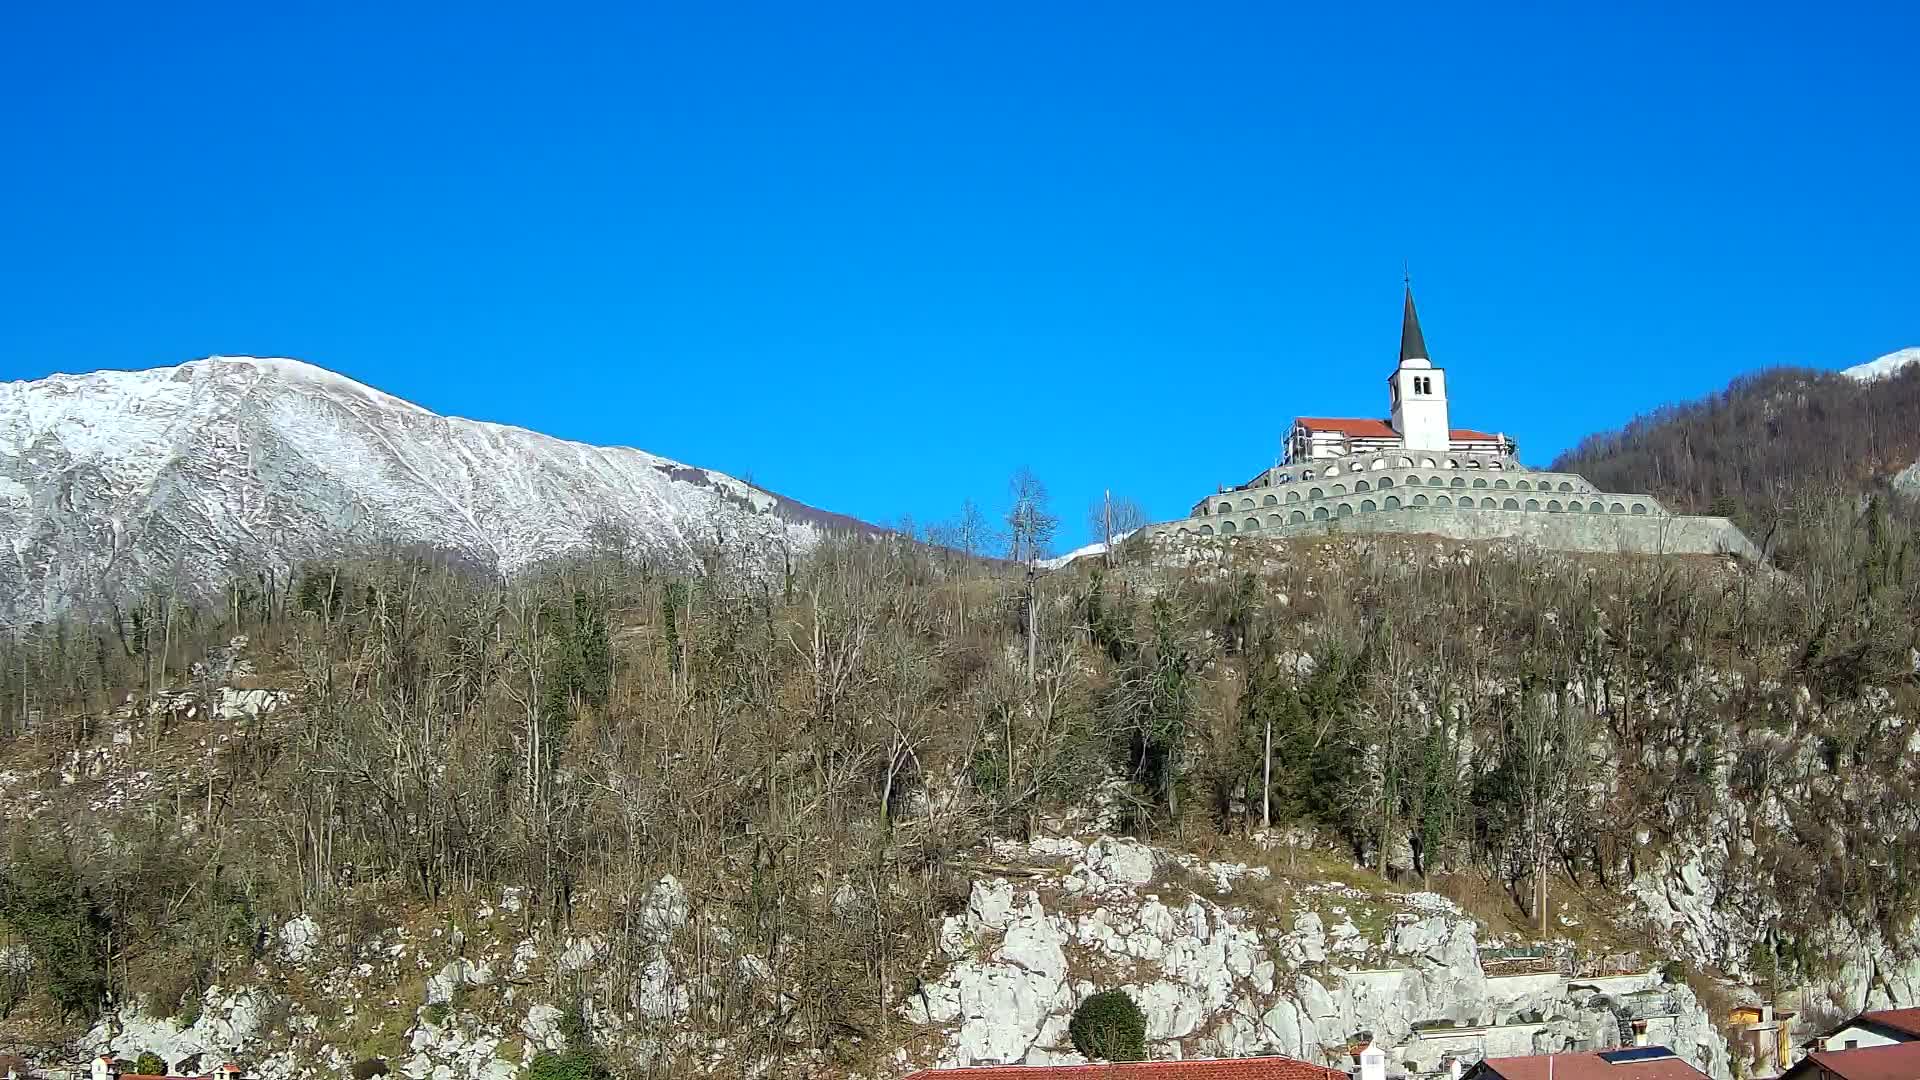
left=1820, top=1011, right=1920, bottom=1053
left=1779, top=1041, right=1920, bottom=1080
left=1726, top=1004, right=1795, bottom=1075
left=903, top=1055, right=1346, bottom=1080
left=1463, top=1047, right=1709, bottom=1080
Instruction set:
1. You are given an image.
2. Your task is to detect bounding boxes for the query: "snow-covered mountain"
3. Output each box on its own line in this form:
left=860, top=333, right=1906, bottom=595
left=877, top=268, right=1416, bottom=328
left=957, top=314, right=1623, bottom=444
left=0, top=356, right=867, bottom=625
left=1842, top=346, right=1920, bottom=381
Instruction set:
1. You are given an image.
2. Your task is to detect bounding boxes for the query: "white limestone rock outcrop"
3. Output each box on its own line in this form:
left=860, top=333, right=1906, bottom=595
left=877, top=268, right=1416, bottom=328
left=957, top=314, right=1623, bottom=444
left=908, top=836, right=1730, bottom=1079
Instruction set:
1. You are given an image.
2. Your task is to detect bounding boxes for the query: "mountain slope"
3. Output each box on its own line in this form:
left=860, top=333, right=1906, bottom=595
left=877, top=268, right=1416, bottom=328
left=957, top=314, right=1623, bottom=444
left=1551, top=350, right=1920, bottom=545
left=0, top=356, right=861, bottom=624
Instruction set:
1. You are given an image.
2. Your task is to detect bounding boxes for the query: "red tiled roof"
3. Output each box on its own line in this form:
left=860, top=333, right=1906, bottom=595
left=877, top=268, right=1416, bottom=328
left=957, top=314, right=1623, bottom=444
left=905, top=1056, right=1345, bottom=1080
left=1792, top=1042, right=1920, bottom=1080
left=1475, top=1052, right=1708, bottom=1080
left=1858, top=1010, right=1920, bottom=1039
left=1292, top=417, right=1503, bottom=442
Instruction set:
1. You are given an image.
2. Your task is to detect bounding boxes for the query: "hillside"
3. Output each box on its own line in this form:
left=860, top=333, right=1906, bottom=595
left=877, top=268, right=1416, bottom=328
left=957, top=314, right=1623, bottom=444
left=2, top=510, right=1917, bottom=1078
left=1550, top=353, right=1920, bottom=556
left=0, top=357, right=874, bottom=627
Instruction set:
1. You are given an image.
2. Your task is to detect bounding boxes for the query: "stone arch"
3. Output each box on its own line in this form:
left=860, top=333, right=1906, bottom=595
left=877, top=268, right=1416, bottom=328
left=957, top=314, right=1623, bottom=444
left=1331, top=483, right=1347, bottom=496
left=1517, top=479, right=1531, bottom=490
left=1495, top=478, right=1510, bottom=489
left=1244, top=517, right=1260, bottom=531
left=1472, top=478, right=1489, bottom=489
left=1199, top=524, right=1214, bottom=536
left=1216, top=501, right=1232, bottom=514
left=1177, top=527, right=1192, bottom=537
left=1548, top=500, right=1563, bottom=512
left=1324, top=464, right=1341, bottom=477
left=1239, top=497, right=1255, bottom=510
left=1466, top=458, right=1483, bottom=469
left=1301, top=469, right=1315, bottom=481
left=1591, top=501, right=1606, bottom=513
left=1503, top=498, right=1519, bottom=510
left=1337, top=503, right=1354, bottom=517
left=1312, top=506, right=1330, bottom=520
left=1221, top=520, right=1237, bottom=535
left=1289, top=510, right=1307, bottom=524
left=1436, top=495, right=1452, bottom=507
left=1286, top=490, right=1301, bottom=503
left=1526, top=498, right=1540, bottom=511
left=1480, top=497, right=1498, bottom=509
left=1371, top=457, right=1389, bottom=471
left=1276, top=472, right=1291, bottom=484
left=1631, top=502, right=1649, bottom=515
left=1378, top=475, right=1394, bottom=488
left=1267, top=514, right=1284, bottom=528
left=1412, top=493, right=1428, bottom=507
left=1263, top=493, right=1278, bottom=506
left=1309, top=487, right=1324, bottom=500
left=1559, top=482, right=1574, bottom=492
left=1355, top=479, right=1371, bottom=493
left=1488, top=460, right=1505, bottom=470
left=1610, top=502, right=1626, bottom=514
left=1395, top=456, right=1414, bottom=468
left=1451, top=477, right=1467, bottom=488
left=1429, top=476, right=1446, bottom=487
left=1446, top=458, right=1460, bottom=469
left=1384, top=495, right=1401, bottom=509
left=1361, top=499, right=1377, bottom=512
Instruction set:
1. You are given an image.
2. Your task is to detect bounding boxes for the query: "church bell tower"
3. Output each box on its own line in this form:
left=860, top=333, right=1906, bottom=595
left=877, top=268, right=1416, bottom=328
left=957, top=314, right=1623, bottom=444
left=1388, top=285, right=1451, bottom=453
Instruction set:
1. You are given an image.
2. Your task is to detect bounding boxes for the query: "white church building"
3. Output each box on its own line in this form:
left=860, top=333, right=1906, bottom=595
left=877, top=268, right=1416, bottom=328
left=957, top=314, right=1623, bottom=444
left=1140, top=287, right=1758, bottom=558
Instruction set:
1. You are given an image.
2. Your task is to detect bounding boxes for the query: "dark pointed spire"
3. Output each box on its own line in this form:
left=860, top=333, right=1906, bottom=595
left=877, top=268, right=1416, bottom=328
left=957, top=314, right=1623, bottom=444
left=1399, top=282, right=1429, bottom=363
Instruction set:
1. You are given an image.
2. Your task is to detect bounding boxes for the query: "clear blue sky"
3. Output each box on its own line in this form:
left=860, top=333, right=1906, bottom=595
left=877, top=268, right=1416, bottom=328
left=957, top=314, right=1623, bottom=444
left=4, top=2, right=1916, bottom=549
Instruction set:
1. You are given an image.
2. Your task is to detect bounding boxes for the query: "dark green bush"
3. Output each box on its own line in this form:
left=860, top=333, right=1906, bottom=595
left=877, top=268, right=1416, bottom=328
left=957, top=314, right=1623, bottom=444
left=1068, top=989, right=1147, bottom=1062
left=350, top=1059, right=388, bottom=1080
left=528, top=1052, right=604, bottom=1080
left=135, top=1053, right=166, bottom=1075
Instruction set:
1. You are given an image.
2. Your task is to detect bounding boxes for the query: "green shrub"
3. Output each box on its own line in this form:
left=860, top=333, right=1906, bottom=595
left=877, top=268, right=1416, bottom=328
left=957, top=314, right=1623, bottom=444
left=135, top=1053, right=166, bottom=1075
left=1068, top=989, right=1147, bottom=1062
left=527, top=1052, right=604, bottom=1080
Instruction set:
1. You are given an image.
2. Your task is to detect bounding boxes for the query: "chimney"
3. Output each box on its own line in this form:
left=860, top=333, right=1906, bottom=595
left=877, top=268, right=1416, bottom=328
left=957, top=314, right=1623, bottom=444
left=1360, top=1042, right=1387, bottom=1080
left=216, top=1065, right=243, bottom=1080
left=1446, top=1056, right=1465, bottom=1080
left=1762, top=1005, right=1774, bottom=1024
left=93, top=1057, right=117, bottom=1080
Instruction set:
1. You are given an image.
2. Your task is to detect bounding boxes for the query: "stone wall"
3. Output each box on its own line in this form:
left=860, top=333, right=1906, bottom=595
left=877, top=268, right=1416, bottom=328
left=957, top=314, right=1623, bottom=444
left=1146, top=508, right=1757, bottom=559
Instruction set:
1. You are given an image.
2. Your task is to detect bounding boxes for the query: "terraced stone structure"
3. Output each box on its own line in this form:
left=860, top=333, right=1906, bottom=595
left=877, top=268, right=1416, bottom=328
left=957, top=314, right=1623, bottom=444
left=1142, top=288, right=1758, bottom=559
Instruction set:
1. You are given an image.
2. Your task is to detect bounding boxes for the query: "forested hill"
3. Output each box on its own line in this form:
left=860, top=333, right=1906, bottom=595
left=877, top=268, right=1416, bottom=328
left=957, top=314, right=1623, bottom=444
left=1551, top=364, right=1920, bottom=545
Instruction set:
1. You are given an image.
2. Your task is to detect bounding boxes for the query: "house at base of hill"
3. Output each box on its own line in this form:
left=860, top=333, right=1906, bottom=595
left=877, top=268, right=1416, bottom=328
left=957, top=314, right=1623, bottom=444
left=903, top=1053, right=1346, bottom=1080
left=1780, top=1041, right=1920, bottom=1080
left=1462, top=1047, right=1710, bottom=1080
left=1820, top=1011, right=1920, bottom=1053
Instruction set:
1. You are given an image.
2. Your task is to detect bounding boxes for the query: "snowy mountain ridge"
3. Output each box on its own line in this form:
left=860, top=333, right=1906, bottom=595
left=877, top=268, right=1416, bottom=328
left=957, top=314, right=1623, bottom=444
left=0, top=356, right=862, bottom=625
left=1841, top=346, right=1920, bottom=382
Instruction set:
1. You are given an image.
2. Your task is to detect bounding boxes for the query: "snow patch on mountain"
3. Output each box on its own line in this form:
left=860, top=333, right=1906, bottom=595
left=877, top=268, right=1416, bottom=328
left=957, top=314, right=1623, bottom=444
left=1842, top=347, right=1920, bottom=382
left=0, top=356, right=859, bottom=624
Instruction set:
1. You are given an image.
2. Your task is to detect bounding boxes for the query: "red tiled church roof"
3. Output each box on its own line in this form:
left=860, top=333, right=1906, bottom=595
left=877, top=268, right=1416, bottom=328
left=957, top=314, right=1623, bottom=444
left=905, top=1056, right=1345, bottom=1080
left=1293, top=417, right=1503, bottom=442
